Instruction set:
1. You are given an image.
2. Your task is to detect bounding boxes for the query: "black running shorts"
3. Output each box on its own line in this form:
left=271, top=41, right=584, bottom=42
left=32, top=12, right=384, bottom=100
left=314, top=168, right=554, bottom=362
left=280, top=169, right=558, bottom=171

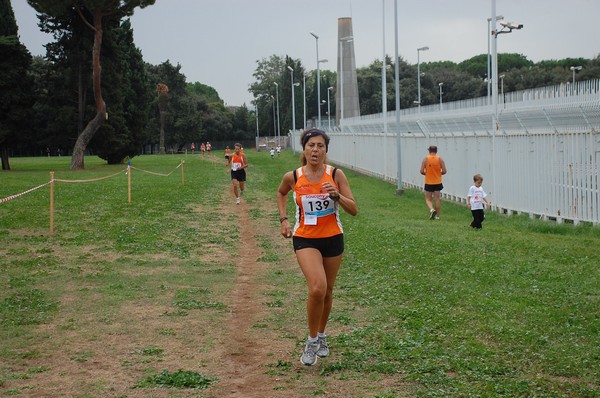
left=292, top=234, right=344, bottom=257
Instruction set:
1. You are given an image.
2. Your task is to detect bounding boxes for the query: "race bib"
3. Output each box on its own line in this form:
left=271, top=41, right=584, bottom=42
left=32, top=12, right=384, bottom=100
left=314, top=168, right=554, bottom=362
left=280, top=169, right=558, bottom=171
left=232, top=162, right=242, bottom=171
left=301, top=194, right=335, bottom=225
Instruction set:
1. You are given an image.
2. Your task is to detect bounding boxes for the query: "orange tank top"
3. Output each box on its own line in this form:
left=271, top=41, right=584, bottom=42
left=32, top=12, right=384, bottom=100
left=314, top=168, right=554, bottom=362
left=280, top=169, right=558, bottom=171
left=424, top=155, right=443, bottom=185
left=231, top=153, right=244, bottom=171
left=293, top=165, right=343, bottom=238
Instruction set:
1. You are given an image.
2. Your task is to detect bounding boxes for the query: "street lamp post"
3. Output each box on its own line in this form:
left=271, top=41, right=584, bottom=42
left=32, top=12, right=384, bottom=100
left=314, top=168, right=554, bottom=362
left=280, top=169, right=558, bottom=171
left=381, top=1, right=387, bottom=122
left=310, top=32, right=322, bottom=128
left=270, top=95, right=276, bottom=137
left=318, top=59, right=328, bottom=126
left=274, top=82, right=280, bottom=145
left=339, top=35, right=353, bottom=128
left=327, top=86, right=333, bottom=130
left=491, top=0, right=523, bottom=204
left=438, top=82, right=443, bottom=110
left=487, top=15, right=503, bottom=104
left=255, top=99, right=259, bottom=147
left=491, top=0, right=499, bottom=202
left=287, top=66, right=296, bottom=132
left=382, top=0, right=388, bottom=180
left=302, top=73, right=307, bottom=130
left=570, top=65, right=582, bottom=94
left=417, top=46, right=429, bottom=111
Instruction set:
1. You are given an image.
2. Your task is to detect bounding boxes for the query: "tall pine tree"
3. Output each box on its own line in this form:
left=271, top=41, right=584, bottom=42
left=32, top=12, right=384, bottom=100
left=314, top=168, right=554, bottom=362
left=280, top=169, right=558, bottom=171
left=0, top=0, right=33, bottom=170
left=27, top=0, right=155, bottom=169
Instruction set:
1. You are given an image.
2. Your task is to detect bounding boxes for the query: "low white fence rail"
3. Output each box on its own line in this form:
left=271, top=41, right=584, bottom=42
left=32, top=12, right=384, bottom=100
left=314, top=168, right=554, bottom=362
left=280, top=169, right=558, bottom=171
left=290, top=79, right=600, bottom=225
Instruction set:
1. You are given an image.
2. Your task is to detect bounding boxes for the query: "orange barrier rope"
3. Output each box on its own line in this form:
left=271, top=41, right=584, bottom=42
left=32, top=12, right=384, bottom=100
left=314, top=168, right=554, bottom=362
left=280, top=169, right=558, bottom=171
left=130, top=161, right=183, bottom=177
left=2, top=160, right=184, bottom=235
left=53, top=169, right=126, bottom=183
left=0, top=181, right=51, bottom=204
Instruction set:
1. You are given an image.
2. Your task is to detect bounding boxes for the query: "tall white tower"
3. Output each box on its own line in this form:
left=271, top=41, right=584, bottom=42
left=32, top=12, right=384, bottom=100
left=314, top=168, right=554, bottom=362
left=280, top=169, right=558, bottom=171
left=336, top=17, right=360, bottom=125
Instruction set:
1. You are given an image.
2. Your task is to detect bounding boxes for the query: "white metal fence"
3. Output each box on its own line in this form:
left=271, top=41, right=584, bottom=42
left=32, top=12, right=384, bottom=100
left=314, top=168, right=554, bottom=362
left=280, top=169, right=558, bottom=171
left=290, top=79, right=600, bottom=225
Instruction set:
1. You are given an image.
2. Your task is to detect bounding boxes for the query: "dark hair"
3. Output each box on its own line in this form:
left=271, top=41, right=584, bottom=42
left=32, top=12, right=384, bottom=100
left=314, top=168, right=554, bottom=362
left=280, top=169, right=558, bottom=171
left=301, top=129, right=330, bottom=152
left=427, top=145, right=438, bottom=153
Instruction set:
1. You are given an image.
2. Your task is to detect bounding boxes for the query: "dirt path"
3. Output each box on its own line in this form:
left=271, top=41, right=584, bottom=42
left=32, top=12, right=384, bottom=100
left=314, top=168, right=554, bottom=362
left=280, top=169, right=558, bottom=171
left=205, top=189, right=293, bottom=397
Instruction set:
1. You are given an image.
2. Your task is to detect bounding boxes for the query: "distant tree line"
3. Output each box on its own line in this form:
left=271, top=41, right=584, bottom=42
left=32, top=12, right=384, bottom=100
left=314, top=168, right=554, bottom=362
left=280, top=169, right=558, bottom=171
left=252, top=53, right=600, bottom=138
left=0, top=0, right=253, bottom=170
left=1, top=0, right=598, bottom=170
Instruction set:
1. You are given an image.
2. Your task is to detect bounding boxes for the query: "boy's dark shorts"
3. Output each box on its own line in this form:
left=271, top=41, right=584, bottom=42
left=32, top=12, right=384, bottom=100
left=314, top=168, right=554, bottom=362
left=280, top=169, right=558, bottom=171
left=293, top=234, right=344, bottom=257
left=424, top=183, right=444, bottom=192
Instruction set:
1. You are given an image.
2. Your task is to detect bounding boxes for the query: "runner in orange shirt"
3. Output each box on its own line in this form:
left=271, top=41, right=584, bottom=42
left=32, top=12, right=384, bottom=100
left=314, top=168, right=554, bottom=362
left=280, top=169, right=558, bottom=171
left=420, top=145, right=447, bottom=220
left=230, top=143, right=248, bottom=205
left=277, top=129, right=358, bottom=366
left=224, top=146, right=231, bottom=165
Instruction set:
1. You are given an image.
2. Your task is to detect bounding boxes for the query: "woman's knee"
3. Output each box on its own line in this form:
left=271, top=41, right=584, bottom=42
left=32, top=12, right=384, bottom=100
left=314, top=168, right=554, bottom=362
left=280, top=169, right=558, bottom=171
left=307, top=282, right=327, bottom=301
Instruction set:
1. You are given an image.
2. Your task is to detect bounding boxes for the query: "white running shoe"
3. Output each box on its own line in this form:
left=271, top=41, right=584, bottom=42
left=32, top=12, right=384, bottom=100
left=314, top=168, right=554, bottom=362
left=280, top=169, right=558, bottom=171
left=429, top=208, right=437, bottom=220
left=300, top=339, right=319, bottom=366
left=316, top=335, right=330, bottom=358
left=236, top=197, right=240, bottom=205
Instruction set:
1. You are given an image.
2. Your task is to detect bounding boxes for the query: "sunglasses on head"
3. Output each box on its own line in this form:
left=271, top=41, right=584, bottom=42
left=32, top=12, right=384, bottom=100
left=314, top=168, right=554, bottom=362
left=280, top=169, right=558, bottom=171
left=302, top=129, right=330, bottom=151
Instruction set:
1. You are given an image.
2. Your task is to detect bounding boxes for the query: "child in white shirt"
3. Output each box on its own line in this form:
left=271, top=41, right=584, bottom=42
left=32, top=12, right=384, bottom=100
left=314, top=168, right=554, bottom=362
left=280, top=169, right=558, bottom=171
left=467, top=174, right=491, bottom=229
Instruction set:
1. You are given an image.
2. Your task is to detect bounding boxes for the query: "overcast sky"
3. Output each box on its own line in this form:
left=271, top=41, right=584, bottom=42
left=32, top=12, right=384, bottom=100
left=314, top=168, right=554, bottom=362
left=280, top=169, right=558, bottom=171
left=11, top=0, right=599, bottom=106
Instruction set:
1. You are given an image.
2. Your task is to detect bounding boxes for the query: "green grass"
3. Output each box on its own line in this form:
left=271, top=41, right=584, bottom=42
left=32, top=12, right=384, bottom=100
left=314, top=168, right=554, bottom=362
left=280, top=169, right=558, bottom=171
left=134, top=369, right=217, bottom=389
left=1, top=152, right=599, bottom=397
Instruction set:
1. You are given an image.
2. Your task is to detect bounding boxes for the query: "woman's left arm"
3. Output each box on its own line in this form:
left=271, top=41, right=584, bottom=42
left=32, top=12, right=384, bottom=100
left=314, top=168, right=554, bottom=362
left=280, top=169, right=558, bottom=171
left=331, top=170, right=358, bottom=216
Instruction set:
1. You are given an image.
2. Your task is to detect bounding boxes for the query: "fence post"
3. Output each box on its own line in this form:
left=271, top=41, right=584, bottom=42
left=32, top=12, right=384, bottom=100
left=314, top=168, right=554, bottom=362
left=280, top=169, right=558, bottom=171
left=181, top=160, right=185, bottom=186
left=49, top=171, right=54, bottom=236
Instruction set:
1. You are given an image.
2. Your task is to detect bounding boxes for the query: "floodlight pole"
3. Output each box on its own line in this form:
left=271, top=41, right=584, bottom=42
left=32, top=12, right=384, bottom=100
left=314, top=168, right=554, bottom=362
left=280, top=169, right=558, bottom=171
left=382, top=0, right=388, bottom=181
left=287, top=66, right=296, bottom=132
left=274, top=82, right=280, bottom=145
left=303, top=72, right=307, bottom=130
left=417, top=46, right=429, bottom=111
left=491, top=0, right=498, bottom=202
left=270, top=95, right=276, bottom=137
left=487, top=15, right=503, bottom=104
left=394, top=0, right=403, bottom=195
left=327, top=86, right=333, bottom=130
left=255, top=98, right=259, bottom=146
left=491, top=0, right=523, bottom=201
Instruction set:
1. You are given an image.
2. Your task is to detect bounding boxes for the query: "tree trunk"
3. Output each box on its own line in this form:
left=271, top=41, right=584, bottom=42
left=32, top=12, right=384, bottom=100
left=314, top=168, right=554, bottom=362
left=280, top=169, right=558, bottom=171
left=78, top=61, right=85, bottom=134
left=70, top=9, right=105, bottom=170
left=1, top=147, right=10, bottom=171
left=70, top=111, right=105, bottom=169
left=159, top=110, right=166, bottom=154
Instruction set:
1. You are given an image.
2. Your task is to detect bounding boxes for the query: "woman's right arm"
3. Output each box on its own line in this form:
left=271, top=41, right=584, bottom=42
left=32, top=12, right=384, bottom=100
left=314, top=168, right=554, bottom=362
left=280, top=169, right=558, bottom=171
left=277, top=172, right=294, bottom=238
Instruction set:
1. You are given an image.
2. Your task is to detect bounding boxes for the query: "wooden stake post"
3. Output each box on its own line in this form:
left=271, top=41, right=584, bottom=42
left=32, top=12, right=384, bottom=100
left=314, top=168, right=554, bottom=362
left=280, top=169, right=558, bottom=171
left=49, top=171, right=54, bottom=236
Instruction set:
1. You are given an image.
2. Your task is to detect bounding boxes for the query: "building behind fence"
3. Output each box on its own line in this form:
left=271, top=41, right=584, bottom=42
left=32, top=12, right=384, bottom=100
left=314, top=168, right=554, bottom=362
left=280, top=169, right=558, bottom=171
left=290, top=79, right=600, bottom=225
